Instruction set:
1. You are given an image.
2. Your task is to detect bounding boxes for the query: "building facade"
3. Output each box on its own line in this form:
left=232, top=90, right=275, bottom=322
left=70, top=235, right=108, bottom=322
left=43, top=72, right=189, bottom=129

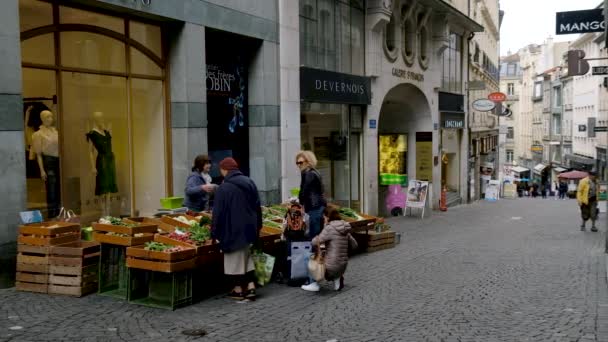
left=1, top=0, right=282, bottom=288
left=499, top=52, right=522, bottom=180
left=466, top=0, right=501, bottom=201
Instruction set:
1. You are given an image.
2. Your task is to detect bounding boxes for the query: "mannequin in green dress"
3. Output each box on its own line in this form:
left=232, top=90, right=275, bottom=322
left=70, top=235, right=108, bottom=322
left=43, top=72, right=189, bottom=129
left=87, top=111, right=118, bottom=216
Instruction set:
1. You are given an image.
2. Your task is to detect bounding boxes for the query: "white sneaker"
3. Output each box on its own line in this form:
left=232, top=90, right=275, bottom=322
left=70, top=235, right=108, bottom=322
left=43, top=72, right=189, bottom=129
left=333, top=280, right=341, bottom=291
left=301, top=282, right=320, bottom=292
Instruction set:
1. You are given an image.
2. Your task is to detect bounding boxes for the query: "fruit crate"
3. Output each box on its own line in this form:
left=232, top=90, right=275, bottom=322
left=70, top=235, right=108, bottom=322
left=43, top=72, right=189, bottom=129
left=15, top=244, right=50, bottom=293
left=128, top=268, right=193, bottom=310
left=18, top=222, right=80, bottom=246
left=353, top=230, right=396, bottom=253
left=98, top=244, right=129, bottom=299
left=126, top=236, right=197, bottom=273
left=344, top=213, right=377, bottom=232
left=124, top=217, right=174, bottom=234
left=160, top=214, right=199, bottom=229
left=154, top=234, right=220, bottom=267
left=92, top=222, right=156, bottom=247
left=48, top=241, right=100, bottom=297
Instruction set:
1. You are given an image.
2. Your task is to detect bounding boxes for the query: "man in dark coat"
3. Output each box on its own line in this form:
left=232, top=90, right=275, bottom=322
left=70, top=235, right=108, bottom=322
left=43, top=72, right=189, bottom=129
left=212, top=157, right=262, bottom=300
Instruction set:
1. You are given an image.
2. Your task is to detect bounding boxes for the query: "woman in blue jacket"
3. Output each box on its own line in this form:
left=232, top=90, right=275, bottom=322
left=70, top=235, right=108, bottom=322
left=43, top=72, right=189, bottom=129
left=184, top=155, right=217, bottom=212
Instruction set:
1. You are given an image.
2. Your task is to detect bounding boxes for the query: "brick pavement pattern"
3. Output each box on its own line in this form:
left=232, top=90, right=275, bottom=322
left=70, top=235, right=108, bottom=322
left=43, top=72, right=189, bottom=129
left=1, top=198, right=608, bottom=342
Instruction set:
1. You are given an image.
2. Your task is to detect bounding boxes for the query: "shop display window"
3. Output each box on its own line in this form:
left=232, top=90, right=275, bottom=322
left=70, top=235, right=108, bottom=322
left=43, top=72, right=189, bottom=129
left=301, top=103, right=362, bottom=210
left=379, top=134, right=408, bottom=186
left=19, top=0, right=166, bottom=222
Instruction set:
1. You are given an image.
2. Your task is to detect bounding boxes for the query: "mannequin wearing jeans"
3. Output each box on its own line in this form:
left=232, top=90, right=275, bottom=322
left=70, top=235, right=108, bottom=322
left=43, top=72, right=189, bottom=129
left=32, top=110, right=60, bottom=218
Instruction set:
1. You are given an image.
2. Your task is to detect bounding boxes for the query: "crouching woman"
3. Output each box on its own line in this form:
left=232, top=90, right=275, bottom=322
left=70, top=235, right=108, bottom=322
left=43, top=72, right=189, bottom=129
left=301, top=206, right=358, bottom=292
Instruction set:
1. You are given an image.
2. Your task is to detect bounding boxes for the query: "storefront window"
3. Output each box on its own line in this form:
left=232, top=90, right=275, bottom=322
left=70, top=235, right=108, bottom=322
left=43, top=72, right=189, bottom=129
left=301, top=103, right=362, bottom=210
left=379, top=134, right=408, bottom=186
left=20, top=0, right=166, bottom=221
left=299, top=0, right=365, bottom=75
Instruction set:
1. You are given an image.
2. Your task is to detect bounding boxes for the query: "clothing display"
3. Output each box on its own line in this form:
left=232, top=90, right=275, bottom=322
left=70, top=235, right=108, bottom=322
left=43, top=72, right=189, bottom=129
left=86, top=129, right=118, bottom=196
left=32, top=126, right=59, bottom=157
left=42, top=155, right=61, bottom=218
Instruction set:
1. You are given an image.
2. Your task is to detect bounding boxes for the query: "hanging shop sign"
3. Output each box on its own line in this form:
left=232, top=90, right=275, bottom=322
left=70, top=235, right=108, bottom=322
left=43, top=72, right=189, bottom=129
left=472, top=99, right=496, bottom=112
left=556, top=9, right=604, bottom=35
left=531, top=144, right=543, bottom=153
left=488, top=92, right=507, bottom=102
left=300, top=67, right=371, bottom=105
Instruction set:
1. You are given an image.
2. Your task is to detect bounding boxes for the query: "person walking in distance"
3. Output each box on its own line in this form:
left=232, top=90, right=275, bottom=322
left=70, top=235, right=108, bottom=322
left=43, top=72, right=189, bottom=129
left=212, top=157, right=262, bottom=300
left=577, top=170, right=600, bottom=232
left=296, top=151, right=327, bottom=239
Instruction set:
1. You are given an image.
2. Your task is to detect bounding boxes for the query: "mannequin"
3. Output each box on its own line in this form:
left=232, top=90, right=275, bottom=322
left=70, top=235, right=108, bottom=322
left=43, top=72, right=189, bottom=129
left=86, top=111, right=118, bottom=216
left=31, top=110, right=60, bottom=218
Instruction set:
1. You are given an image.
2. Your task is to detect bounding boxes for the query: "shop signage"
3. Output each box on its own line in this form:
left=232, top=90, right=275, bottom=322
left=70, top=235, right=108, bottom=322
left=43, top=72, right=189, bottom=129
left=579, top=124, right=587, bottom=132
left=369, top=119, right=377, bottom=129
left=300, top=67, right=371, bottom=105
left=472, top=99, right=496, bottom=112
left=488, top=92, right=507, bottom=102
left=391, top=68, right=424, bottom=82
left=441, top=112, right=465, bottom=129
left=556, top=9, right=604, bottom=35
left=592, top=66, right=608, bottom=75
left=595, top=126, right=608, bottom=132
left=468, top=80, right=486, bottom=91
left=531, top=144, right=543, bottom=153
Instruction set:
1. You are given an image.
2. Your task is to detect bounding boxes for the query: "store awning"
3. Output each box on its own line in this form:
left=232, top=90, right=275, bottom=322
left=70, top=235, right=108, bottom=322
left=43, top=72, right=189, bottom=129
left=565, top=154, right=596, bottom=166
left=533, top=163, right=548, bottom=174
left=553, top=166, right=567, bottom=173
left=512, top=166, right=529, bottom=173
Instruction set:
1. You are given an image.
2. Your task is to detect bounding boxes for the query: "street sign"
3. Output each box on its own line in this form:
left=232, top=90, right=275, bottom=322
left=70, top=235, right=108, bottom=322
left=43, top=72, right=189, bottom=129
left=472, top=99, right=496, bottom=112
left=595, top=126, right=608, bottom=132
left=567, top=50, right=590, bottom=76
left=488, top=92, right=507, bottom=102
left=592, top=66, right=608, bottom=75
left=556, top=9, right=604, bottom=35
left=468, top=80, right=486, bottom=91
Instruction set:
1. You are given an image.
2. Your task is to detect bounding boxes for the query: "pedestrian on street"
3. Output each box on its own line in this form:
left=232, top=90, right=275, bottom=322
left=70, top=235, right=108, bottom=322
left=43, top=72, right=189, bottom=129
left=559, top=181, right=568, bottom=200
left=576, top=170, right=600, bottom=232
left=296, top=151, right=327, bottom=239
left=183, top=155, right=217, bottom=212
left=301, top=206, right=358, bottom=292
left=541, top=184, right=547, bottom=199
left=212, top=157, right=263, bottom=300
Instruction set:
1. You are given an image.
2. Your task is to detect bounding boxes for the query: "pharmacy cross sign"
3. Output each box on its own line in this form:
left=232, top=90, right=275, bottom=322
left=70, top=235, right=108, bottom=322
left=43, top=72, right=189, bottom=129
left=556, top=9, right=605, bottom=35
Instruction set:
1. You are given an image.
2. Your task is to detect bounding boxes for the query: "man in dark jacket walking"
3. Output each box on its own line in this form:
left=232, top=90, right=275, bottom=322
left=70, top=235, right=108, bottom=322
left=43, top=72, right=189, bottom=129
left=212, top=157, right=262, bottom=300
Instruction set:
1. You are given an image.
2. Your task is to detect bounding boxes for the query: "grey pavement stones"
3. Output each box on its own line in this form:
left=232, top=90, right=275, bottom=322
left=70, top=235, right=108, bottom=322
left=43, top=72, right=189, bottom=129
left=1, top=198, right=608, bottom=341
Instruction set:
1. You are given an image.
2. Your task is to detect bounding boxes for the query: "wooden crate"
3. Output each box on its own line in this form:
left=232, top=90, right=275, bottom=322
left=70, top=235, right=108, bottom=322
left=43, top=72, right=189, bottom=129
left=126, top=235, right=197, bottom=273
left=18, top=222, right=80, bottom=246
left=16, top=244, right=50, bottom=293
left=92, top=232, right=154, bottom=247
left=92, top=222, right=157, bottom=235
left=345, top=214, right=378, bottom=232
left=353, top=230, right=396, bottom=253
left=160, top=215, right=199, bottom=229
left=47, top=241, right=100, bottom=297
left=124, top=217, right=174, bottom=234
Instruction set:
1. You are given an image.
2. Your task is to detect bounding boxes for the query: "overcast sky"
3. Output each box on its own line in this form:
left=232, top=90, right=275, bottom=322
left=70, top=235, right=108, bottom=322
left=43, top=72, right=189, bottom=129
left=500, top=0, right=601, bottom=56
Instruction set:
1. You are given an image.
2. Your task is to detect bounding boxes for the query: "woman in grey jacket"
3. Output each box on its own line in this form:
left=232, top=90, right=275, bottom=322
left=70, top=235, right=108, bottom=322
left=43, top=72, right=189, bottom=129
left=301, top=206, right=358, bottom=292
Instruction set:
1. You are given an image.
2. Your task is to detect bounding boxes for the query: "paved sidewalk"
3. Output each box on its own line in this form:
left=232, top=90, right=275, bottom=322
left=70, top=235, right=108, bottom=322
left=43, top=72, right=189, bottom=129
left=1, top=198, right=607, bottom=342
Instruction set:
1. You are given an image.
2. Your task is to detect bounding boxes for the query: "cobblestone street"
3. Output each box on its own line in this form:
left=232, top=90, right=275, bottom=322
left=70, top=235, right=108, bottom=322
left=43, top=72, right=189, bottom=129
left=2, top=198, right=608, bottom=342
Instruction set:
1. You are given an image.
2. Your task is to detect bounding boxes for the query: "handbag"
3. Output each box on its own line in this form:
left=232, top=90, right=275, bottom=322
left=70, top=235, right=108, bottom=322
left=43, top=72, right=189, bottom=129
left=55, top=207, right=80, bottom=223
left=307, top=240, right=326, bottom=282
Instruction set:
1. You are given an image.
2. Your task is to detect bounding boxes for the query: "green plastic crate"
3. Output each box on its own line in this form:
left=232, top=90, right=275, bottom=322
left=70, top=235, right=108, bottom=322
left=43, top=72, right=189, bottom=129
left=128, top=268, right=193, bottom=310
left=160, top=197, right=184, bottom=209
left=290, top=188, right=300, bottom=197
left=98, top=244, right=129, bottom=299
left=81, top=227, right=93, bottom=241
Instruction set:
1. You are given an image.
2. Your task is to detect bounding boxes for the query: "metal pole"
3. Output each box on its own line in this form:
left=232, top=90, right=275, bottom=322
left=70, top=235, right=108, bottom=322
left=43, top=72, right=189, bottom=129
left=604, top=0, right=608, bottom=253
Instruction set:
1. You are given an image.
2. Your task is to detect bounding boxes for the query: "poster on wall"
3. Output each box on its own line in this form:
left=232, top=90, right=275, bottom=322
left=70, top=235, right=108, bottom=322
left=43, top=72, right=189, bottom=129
left=406, top=180, right=429, bottom=208
left=485, top=180, right=500, bottom=202
left=206, top=61, right=249, bottom=178
left=415, top=132, right=433, bottom=181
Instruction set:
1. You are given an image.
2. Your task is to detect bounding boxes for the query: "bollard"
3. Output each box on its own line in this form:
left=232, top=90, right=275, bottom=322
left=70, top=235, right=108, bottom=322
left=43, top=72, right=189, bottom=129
left=440, top=185, right=448, bottom=211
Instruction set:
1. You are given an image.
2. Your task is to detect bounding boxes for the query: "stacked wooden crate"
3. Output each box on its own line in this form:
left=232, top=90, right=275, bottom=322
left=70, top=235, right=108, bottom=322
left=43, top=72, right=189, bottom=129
left=48, top=241, right=100, bottom=297
left=16, top=222, right=80, bottom=293
left=353, top=230, right=396, bottom=253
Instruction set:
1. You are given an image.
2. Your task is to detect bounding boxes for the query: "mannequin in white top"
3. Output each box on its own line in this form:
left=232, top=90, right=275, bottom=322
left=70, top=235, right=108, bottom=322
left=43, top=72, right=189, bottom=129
left=86, top=111, right=118, bottom=216
left=31, top=110, right=60, bottom=217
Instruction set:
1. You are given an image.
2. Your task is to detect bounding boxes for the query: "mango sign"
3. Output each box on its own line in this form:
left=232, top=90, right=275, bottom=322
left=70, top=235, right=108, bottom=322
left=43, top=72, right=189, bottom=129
left=488, top=92, right=506, bottom=102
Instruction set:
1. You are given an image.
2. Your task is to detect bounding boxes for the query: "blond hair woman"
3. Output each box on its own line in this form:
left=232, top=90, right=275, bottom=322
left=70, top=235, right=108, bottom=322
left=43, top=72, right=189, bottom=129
left=295, top=150, right=327, bottom=238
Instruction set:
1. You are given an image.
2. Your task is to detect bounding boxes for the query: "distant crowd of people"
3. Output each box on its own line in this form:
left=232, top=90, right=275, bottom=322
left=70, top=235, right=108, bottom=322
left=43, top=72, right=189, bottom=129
left=516, top=180, right=569, bottom=199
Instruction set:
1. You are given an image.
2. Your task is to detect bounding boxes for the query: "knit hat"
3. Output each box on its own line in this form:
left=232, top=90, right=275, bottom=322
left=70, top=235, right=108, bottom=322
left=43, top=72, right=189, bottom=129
left=219, top=157, right=239, bottom=171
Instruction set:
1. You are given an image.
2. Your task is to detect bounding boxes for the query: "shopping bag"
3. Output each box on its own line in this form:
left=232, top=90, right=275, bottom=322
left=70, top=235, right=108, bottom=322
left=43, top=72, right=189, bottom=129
left=288, top=241, right=312, bottom=280
left=19, top=210, right=43, bottom=224
left=55, top=207, right=80, bottom=223
left=307, top=241, right=325, bottom=282
left=252, top=252, right=275, bottom=286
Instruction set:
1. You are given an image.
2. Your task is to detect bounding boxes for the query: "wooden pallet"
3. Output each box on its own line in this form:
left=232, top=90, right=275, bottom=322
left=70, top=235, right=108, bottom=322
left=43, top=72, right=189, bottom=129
left=18, top=222, right=80, bottom=246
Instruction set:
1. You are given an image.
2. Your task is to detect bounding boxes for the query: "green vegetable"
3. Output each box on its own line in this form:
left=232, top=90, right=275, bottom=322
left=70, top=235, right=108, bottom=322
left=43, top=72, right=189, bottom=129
left=144, top=241, right=171, bottom=251
left=199, top=216, right=212, bottom=225
left=263, top=220, right=283, bottom=229
left=189, top=223, right=211, bottom=243
left=269, top=205, right=288, bottom=216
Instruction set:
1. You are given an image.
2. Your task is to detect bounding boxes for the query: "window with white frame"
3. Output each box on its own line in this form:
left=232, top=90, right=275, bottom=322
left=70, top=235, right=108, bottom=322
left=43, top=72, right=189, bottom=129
left=507, top=83, right=514, bottom=95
